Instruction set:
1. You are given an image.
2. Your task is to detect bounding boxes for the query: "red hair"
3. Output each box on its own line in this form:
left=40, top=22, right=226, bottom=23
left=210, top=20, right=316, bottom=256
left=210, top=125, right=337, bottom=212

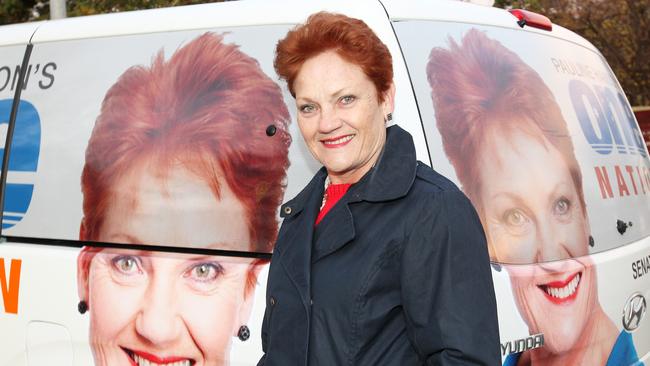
left=274, top=11, right=393, bottom=101
left=81, top=32, right=291, bottom=255
left=426, top=29, right=585, bottom=215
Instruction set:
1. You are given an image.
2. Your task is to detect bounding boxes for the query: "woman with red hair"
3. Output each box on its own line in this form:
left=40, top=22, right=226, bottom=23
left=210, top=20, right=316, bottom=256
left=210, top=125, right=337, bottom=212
left=76, top=33, right=291, bottom=366
left=428, top=29, right=640, bottom=366
left=258, top=12, right=500, bottom=365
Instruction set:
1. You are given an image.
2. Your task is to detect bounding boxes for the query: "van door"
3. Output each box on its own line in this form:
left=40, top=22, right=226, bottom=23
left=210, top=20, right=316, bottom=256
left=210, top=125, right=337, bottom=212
left=391, top=10, right=650, bottom=365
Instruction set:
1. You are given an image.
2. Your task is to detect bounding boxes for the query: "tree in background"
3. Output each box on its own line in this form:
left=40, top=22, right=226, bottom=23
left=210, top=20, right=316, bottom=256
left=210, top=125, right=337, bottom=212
left=0, top=0, right=223, bottom=24
left=495, top=0, right=649, bottom=106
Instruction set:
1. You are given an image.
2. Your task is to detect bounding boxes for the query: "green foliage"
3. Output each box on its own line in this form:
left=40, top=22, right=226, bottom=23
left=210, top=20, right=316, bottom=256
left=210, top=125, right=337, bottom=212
left=0, top=0, right=43, bottom=25
left=66, top=0, right=223, bottom=17
left=494, top=0, right=650, bottom=106
left=0, top=0, right=223, bottom=24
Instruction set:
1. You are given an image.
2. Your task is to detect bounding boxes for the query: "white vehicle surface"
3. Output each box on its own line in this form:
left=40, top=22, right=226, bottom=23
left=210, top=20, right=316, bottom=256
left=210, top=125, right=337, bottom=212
left=0, top=1, right=648, bottom=365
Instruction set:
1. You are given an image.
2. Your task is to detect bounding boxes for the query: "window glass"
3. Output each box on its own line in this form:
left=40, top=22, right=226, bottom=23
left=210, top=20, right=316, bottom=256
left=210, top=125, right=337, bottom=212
left=6, top=26, right=297, bottom=253
left=394, top=20, right=650, bottom=264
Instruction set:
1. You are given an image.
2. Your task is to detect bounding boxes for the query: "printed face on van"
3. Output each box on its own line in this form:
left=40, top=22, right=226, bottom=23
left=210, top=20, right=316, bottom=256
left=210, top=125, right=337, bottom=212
left=294, top=51, right=394, bottom=184
left=81, top=164, right=256, bottom=366
left=477, top=127, right=597, bottom=353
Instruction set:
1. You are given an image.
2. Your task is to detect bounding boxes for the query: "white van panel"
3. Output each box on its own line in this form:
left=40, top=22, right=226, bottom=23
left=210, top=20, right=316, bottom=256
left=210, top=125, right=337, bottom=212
left=0, top=22, right=40, bottom=46
left=382, top=0, right=597, bottom=52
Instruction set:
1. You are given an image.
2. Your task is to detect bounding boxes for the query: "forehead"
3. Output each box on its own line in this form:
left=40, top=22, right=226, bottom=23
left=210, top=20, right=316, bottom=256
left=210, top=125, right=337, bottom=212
left=294, top=51, right=375, bottom=97
left=100, top=163, right=251, bottom=250
left=477, top=128, right=573, bottom=192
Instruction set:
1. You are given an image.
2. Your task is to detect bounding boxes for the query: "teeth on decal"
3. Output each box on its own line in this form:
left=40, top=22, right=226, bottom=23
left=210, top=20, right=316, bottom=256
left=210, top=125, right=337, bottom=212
left=545, top=273, right=581, bottom=299
left=133, top=354, right=191, bottom=366
left=324, top=135, right=353, bottom=145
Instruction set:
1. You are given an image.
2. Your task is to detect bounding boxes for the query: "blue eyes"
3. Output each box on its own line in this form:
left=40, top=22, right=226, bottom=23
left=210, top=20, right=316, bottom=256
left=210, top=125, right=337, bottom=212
left=501, top=197, right=573, bottom=228
left=112, top=255, right=142, bottom=275
left=340, top=95, right=356, bottom=104
left=185, top=262, right=224, bottom=282
left=299, top=104, right=316, bottom=113
left=110, top=255, right=224, bottom=283
left=298, top=95, right=356, bottom=114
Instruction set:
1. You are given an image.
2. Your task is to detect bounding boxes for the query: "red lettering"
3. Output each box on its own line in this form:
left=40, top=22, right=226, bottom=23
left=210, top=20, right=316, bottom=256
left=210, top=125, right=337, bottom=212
left=636, top=166, right=646, bottom=194
left=625, top=165, right=638, bottom=194
left=594, top=166, right=614, bottom=199
left=615, top=166, right=630, bottom=196
left=0, top=258, right=21, bottom=314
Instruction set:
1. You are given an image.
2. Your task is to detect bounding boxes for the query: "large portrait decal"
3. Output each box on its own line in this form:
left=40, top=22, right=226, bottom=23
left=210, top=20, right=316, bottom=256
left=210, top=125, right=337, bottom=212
left=76, top=33, right=291, bottom=366
left=426, top=29, right=641, bottom=365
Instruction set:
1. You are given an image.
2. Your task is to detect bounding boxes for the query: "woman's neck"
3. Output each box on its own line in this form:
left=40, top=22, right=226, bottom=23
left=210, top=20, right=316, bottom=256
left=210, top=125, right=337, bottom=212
left=524, top=305, right=618, bottom=366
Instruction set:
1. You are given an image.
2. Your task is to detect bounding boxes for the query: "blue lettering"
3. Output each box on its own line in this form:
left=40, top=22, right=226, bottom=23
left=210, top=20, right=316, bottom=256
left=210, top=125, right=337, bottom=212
left=570, top=80, right=612, bottom=154
left=571, top=80, right=646, bottom=157
left=0, top=99, right=40, bottom=229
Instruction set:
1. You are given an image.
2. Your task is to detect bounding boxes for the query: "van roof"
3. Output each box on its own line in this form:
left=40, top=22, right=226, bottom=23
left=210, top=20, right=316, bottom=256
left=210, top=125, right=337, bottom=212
left=1, top=0, right=597, bottom=55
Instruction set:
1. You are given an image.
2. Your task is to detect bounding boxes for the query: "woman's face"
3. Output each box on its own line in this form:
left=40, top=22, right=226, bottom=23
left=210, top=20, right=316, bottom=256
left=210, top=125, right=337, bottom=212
left=80, top=165, right=255, bottom=366
left=293, top=51, right=394, bottom=184
left=476, top=127, right=597, bottom=353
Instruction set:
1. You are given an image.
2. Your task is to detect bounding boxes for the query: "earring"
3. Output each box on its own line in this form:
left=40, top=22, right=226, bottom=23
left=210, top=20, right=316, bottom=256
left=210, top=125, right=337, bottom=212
left=386, top=113, right=393, bottom=122
left=78, top=300, right=88, bottom=314
left=237, top=325, right=250, bottom=341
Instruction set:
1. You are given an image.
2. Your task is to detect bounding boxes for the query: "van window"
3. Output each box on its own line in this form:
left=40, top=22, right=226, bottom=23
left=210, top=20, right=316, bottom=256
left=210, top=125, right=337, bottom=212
left=4, top=26, right=296, bottom=253
left=394, top=20, right=650, bottom=264
left=1, top=45, right=40, bottom=232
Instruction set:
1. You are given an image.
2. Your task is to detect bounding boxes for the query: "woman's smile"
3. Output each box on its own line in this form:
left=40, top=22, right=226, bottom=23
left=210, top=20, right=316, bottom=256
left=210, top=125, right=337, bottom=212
left=123, top=347, right=195, bottom=366
left=538, top=271, right=581, bottom=304
left=321, top=134, right=355, bottom=148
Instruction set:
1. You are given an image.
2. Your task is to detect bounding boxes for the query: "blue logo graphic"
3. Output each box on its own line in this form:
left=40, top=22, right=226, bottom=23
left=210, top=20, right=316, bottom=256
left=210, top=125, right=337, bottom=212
left=0, top=99, right=41, bottom=229
left=570, top=80, right=646, bottom=157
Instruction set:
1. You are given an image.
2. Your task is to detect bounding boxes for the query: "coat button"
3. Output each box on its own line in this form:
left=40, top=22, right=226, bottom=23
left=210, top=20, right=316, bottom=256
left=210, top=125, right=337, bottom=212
left=270, top=296, right=276, bottom=306
left=283, top=206, right=292, bottom=215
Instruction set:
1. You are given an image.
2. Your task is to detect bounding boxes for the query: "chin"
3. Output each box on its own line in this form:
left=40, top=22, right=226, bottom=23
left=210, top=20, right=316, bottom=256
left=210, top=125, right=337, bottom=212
left=513, top=270, right=594, bottom=355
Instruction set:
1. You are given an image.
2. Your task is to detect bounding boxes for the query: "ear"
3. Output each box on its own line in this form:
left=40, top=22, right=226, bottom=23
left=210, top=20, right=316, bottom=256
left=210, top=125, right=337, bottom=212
left=77, top=246, right=94, bottom=304
left=233, top=262, right=265, bottom=336
left=381, top=82, right=396, bottom=119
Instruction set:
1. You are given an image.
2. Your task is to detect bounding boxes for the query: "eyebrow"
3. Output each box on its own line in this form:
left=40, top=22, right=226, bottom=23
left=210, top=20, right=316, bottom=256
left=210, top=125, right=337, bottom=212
left=296, top=87, right=349, bottom=104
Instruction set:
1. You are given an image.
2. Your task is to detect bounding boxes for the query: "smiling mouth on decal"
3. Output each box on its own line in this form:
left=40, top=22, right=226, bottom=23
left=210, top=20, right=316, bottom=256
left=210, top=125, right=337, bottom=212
left=537, top=271, right=582, bottom=304
left=122, top=347, right=196, bottom=366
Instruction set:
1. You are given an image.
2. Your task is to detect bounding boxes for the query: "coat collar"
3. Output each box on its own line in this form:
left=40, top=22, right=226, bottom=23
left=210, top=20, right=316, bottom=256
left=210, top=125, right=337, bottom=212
left=280, top=125, right=417, bottom=218
left=355, top=125, right=417, bottom=202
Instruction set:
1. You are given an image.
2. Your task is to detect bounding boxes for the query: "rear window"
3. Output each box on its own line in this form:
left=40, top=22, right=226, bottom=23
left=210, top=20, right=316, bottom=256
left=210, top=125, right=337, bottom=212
left=394, top=20, right=650, bottom=264
left=3, top=25, right=296, bottom=253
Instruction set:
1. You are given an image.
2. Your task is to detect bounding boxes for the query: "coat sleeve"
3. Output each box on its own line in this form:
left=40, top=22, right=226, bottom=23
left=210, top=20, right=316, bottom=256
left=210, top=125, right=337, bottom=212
left=400, top=190, right=501, bottom=365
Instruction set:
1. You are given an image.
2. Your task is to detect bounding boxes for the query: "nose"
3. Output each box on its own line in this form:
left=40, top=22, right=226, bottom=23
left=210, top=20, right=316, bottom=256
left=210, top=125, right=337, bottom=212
left=135, top=274, right=182, bottom=346
left=318, top=106, right=342, bottom=134
left=535, top=218, right=571, bottom=265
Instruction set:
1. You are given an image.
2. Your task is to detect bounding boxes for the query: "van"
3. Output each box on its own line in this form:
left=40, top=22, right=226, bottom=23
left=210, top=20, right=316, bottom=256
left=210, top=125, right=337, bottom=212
left=1, top=0, right=648, bottom=365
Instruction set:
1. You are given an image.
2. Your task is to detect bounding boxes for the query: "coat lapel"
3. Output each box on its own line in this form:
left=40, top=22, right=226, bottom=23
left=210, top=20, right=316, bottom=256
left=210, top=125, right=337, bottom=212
left=274, top=170, right=325, bottom=310
left=311, top=201, right=356, bottom=263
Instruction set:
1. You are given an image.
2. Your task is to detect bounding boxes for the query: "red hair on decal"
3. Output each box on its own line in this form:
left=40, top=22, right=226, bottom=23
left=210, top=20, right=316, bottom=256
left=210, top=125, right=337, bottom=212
left=80, top=33, right=291, bottom=291
left=426, top=29, right=585, bottom=215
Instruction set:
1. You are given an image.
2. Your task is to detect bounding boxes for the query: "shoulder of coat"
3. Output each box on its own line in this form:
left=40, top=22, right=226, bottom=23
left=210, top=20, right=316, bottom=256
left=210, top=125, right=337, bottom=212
left=414, top=161, right=460, bottom=194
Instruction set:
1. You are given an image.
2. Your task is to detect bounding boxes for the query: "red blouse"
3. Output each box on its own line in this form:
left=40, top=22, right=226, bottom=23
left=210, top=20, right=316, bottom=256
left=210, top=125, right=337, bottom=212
left=315, top=183, right=351, bottom=225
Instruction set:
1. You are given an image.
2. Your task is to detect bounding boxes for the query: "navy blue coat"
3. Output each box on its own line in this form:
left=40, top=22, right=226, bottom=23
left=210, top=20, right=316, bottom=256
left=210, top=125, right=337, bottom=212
left=258, top=126, right=500, bottom=365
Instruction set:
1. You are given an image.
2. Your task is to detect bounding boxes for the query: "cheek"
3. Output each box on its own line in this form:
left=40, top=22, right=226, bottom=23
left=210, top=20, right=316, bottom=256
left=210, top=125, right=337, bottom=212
left=88, top=268, right=143, bottom=339
left=487, top=223, right=536, bottom=263
left=563, top=217, right=589, bottom=258
left=179, top=275, right=248, bottom=358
